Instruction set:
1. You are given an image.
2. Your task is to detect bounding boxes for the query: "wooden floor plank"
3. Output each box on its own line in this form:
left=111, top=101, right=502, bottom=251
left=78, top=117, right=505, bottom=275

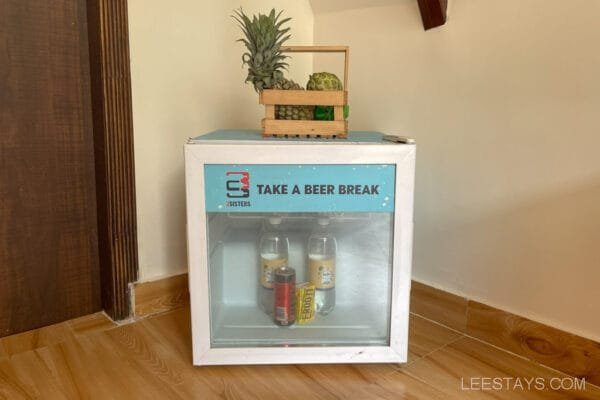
left=402, top=337, right=600, bottom=399
left=105, top=323, right=224, bottom=399
left=467, top=300, right=600, bottom=385
left=0, top=342, right=7, bottom=362
left=0, top=359, right=38, bottom=400
left=67, top=312, right=116, bottom=337
left=126, top=274, right=600, bottom=392
left=141, top=308, right=351, bottom=399
left=408, top=314, right=463, bottom=362
left=0, top=307, right=597, bottom=399
left=131, top=307, right=464, bottom=399
left=291, top=363, right=405, bottom=399
left=36, top=336, right=112, bottom=399
left=5, top=350, right=70, bottom=399
left=139, top=306, right=193, bottom=362
left=0, top=321, right=75, bottom=357
left=0, top=312, right=116, bottom=361
left=372, top=368, right=450, bottom=399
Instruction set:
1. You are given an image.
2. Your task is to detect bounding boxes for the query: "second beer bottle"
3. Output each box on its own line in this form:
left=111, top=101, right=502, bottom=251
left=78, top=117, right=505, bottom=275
left=259, top=217, right=289, bottom=315
left=308, top=217, right=337, bottom=315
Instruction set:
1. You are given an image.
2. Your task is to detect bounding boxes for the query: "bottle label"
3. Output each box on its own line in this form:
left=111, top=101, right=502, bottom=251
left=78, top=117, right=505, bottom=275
left=309, top=258, right=335, bottom=289
left=260, top=257, right=287, bottom=289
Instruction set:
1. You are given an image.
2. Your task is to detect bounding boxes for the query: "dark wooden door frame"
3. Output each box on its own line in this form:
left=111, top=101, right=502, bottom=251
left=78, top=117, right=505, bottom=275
left=86, top=0, right=139, bottom=320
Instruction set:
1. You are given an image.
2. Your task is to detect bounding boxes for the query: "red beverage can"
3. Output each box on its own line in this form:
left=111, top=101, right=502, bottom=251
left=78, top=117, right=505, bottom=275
left=273, top=266, right=296, bottom=326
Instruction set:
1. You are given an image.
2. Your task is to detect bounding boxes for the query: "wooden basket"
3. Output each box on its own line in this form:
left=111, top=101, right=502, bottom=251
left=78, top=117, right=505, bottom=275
left=259, top=45, right=349, bottom=138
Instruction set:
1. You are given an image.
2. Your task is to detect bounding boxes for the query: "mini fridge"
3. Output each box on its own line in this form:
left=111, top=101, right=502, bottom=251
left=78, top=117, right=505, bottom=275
left=185, top=130, right=415, bottom=365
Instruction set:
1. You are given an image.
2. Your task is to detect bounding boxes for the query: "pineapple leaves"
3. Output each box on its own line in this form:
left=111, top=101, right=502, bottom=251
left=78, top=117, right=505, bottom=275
left=232, top=7, right=293, bottom=91
left=275, top=18, right=292, bottom=31
left=276, top=34, right=291, bottom=48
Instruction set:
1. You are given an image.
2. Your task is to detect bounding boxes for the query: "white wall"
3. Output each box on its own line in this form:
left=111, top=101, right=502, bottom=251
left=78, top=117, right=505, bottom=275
left=314, top=0, right=600, bottom=341
left=129, top=0, right=600, bottom=341
left=128, top=1, right=314, bottom=280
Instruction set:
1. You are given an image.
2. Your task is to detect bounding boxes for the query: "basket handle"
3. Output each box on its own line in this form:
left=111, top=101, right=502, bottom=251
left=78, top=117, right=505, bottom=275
left=281, top=46, right=349, bottom=90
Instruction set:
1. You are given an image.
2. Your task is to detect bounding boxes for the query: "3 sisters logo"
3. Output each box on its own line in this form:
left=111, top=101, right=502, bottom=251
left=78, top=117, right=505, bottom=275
left=225, top=171, right=251, bottom=207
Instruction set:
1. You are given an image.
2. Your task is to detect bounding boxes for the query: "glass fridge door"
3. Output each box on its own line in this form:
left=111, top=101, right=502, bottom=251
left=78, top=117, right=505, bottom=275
left=204, top=164, right=396, bottom=348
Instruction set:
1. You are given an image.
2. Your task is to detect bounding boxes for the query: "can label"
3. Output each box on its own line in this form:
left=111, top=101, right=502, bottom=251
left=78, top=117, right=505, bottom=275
left=274, top=281, right=295, bottom=325
left=296, top=283, right=316, bottom=324
left=260, top=257, right=287, bottom=289
left=309, top=258, right=335, bottom=289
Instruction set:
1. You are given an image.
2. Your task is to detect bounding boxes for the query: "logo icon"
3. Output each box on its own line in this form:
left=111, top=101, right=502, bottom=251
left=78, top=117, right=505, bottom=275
left=226, top=171, right=250, bottom=198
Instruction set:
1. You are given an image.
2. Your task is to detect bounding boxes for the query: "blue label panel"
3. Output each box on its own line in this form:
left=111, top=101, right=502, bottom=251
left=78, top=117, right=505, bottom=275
left=204, top=164, right=395, bottom=213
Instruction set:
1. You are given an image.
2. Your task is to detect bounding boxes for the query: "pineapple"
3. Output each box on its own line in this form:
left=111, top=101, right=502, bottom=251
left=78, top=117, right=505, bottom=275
left=233, top=8, right=313, bottom=120
left=273, top=78, right=314, bottom=120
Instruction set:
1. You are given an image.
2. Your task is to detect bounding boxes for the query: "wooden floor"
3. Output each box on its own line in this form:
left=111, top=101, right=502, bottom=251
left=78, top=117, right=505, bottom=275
left=0, top=308, right=598, bottom=399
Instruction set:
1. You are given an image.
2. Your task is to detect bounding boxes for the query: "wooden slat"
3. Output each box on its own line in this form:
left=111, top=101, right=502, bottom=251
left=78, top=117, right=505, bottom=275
left=334, top=106, right=343, bottom=121
left=282, top=45, right=348, bottom=53
left=343, top=47, right=349, bottom=89
left=87, top=0, right=139, bottom=320
left=260, top=90, right=347, bottom=106
left=262, top=119, right=347, bottom=137
left=265, top=104, right=275, bottom=119
left=282, top=45, right=349, bottom=89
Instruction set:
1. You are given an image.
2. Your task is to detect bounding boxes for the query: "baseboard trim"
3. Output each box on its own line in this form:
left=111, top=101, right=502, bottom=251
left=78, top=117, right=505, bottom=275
left=410, top=280, right=468, bottom=332
left=133, top=273, right=600, bottom=385
left=132, top=274, right=189, bottom=318
left=411, top=280, right=600, bottom=385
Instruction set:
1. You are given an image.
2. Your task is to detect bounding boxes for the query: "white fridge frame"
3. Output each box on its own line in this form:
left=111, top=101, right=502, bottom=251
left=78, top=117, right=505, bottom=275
left=185, top=139, right=416, bottom=366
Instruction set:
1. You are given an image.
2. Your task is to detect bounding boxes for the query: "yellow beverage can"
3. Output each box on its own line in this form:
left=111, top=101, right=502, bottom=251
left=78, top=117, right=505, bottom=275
left=295, top=282, right=316, bottom=324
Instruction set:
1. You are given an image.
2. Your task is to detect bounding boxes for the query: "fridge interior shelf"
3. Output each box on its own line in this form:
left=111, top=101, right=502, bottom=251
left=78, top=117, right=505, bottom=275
left=207, top=213, right=393, bottom=348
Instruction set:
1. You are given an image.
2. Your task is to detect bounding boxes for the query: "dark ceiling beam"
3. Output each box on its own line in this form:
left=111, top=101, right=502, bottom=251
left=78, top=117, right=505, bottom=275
left=417, top=0, right=447, bottom=30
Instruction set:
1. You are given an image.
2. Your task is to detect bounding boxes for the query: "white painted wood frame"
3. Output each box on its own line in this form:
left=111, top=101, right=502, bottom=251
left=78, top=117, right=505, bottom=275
left=185, top=139, right=415, bottom=365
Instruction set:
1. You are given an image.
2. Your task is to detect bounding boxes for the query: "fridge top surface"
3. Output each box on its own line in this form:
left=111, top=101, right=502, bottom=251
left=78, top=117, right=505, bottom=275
left=189, top=130, right=413, bottom=145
